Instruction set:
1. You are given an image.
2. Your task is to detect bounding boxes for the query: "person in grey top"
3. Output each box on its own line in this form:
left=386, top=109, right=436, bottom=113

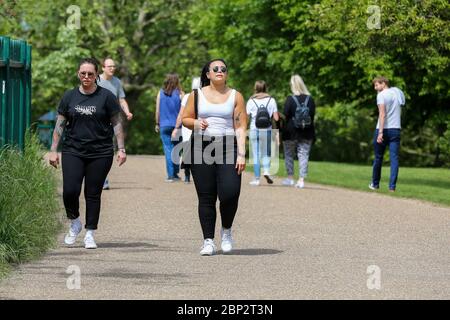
left=369, top=76, right=405, bottom=192
left=98, top=57, right=133, bottom=189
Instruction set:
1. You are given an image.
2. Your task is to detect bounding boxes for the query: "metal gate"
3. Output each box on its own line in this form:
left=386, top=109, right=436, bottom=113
left=0, top=36, right=32, bottom=151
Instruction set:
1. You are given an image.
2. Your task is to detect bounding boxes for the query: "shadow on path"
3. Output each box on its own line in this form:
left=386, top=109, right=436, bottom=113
left=223, top=248, right=283, bottom=256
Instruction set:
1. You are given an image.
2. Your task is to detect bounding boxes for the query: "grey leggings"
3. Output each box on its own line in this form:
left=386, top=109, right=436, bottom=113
left=283, top=140, right=312, bottom=178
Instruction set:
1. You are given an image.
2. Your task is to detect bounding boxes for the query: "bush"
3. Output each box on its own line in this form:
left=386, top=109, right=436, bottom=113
left=312, top=102, right=374, bottom=163
left=0, top=133, right=61, bottom=277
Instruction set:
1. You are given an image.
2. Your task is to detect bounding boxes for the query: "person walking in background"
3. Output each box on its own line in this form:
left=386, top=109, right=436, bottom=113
left=98, top=57, right=133, bottom=190
left=49, top=57, right=127, bottom=249
left=174, top=76, right=201, bottom=183
left=369, top=76, right=405, bottom=192
left=155, top=73, right=184, bottom=182
left=246, top=80, right=279, bottom=186
left=182, top=59, right=246, bottom=256
left=281, top=74, right=316, bottom=189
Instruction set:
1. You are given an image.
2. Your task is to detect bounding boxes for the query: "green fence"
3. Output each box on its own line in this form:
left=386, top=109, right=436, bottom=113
left=0, top=36, right=32, bottom=151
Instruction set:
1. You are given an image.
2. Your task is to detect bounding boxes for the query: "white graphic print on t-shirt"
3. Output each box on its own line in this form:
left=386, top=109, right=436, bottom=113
left=74, top=105, right=97, bottom=115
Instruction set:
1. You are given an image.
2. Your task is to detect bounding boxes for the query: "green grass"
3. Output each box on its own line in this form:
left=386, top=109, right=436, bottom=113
left=247, top=160, right=450, bottom=207
left=0, top=133, right=61, bottom=278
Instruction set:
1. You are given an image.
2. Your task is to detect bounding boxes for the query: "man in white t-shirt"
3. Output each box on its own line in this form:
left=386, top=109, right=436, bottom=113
left=246, top=80, right=280, bottom=186
left=370, top=76, right=405, bottom=192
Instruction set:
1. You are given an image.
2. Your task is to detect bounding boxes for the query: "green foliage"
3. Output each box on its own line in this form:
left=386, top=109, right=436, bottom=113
left=313, top=103, right=374, bottom=163
left=0, top=133, right=61, bottom=277
left=1, top=0, right=448, bottom=165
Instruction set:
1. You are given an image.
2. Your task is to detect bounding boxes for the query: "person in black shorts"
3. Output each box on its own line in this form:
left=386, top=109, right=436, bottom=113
left=49, top=57, right=127, bottom=249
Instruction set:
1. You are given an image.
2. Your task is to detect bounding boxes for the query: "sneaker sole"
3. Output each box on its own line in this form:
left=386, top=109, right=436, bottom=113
left=64, top=237, right=77, bottom=245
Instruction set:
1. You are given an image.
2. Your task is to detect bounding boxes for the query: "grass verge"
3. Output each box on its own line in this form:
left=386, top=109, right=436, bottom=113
left=0, top=133, right=61, bottom=278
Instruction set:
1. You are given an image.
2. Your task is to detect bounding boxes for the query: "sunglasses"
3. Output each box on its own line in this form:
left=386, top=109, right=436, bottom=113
left=210, top=66, right=227, bottom=73
left=79, top=71, right=96, bottom=78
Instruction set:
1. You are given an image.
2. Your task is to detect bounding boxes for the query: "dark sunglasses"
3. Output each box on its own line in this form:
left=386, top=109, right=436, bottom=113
left=79, top=71, right=96, bottom=78
left=211, top=66, right=227, bottom=73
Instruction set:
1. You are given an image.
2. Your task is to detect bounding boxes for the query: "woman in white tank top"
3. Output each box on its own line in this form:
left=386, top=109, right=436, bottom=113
left=182, top=59, right=247, bottom=256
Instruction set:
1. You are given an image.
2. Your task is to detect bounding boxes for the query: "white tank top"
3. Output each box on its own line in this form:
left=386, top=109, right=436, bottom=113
left=197, top=88, right=236, bottom=136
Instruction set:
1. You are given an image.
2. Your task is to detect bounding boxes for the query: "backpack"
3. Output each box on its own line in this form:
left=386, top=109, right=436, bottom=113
left=292, top=95, right=311, bottom=129
left=252, top=97, right=272, bottom=129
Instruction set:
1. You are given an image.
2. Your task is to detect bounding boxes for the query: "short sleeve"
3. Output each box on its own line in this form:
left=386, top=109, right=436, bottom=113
left=377, top=92, right=386, bottom=106
left=105, top=90, right=122, bottom=117
left=270, top=98, right=278, bottom=114
left=57, top=90, right=71, bottom=116
left=246, top=100, right=252, bottom=115
left=118, top=79, right=126, bottom=99
left=181, top=93, right=189, bottom=107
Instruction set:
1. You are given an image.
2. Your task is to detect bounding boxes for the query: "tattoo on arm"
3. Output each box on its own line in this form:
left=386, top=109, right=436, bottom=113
left=55, top=117, right=67, bottom=136
left=51, top=116, right=67, bottom=152
left=235, top=112, right=242, bottom=125
left=111, top=113, right=125, bottom=149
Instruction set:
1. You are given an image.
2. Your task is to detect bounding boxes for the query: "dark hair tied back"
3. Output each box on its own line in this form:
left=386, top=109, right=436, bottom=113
left=200, top=58, right=228, bottom=88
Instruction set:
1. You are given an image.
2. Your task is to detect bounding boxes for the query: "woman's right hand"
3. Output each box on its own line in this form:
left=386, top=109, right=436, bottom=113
left=194, top=118, right=209, bottom=130
left=49, top=151, right=59, bottom=168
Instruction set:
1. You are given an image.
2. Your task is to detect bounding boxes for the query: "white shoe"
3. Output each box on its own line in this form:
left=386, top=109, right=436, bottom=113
left=221, top=228, right=233, bottom=254
left=282, top=178, right=295, bottom=186
left=295, top=179, right=305, bottom=189
left=84, top=231, right=97, bottom=249
left=200, top=238, right=216, bottom=256
left=64, top=219, right=82, bottom=245
left=249, top=179, right=260, bottom=186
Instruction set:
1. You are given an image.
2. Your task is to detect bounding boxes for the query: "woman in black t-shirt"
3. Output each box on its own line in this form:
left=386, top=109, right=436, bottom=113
left=49, top=58, right=127, bottom=249
left=281, top=74, right=316, bottom=189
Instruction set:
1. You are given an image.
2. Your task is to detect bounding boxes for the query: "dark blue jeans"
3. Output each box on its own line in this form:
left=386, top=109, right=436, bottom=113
left=372, top=128, right=401, bottom=190
left=160, top=126, right=180, bottom=179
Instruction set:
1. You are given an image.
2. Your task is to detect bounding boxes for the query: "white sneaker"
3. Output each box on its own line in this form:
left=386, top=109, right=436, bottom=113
left=64, top=218, right=82, bottom=245
left=200, top=238, right=216, bottom=256
left=282, top=178, right=295, bottom=186
left=249, top=179, right=260, bottom=186
left=295, top=179, right=305, bottom=189
left=103, top=178, right=110, bottom=190
left=84, top=230, right=97, bottom=249
left=221, top=228, right=233, bottom=254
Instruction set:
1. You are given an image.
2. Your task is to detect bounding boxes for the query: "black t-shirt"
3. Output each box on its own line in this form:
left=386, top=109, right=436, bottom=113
left=57, top=86, right=121, bottom=158
left=282, top=94, right=316, bottom=142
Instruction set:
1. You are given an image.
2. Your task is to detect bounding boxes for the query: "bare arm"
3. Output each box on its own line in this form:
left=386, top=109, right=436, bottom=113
left=48, top=114, right=67, bottom=168
left=50, top=115, right=67, bottom=152
left=377, top=104, right=386, bottom=143
left=273, top=111, right=280, bottom=122
left=119, top=98, right=133, bottom=120
left=155, top=91, right=160, bottom=132
left=111, top=112, right=127, bottom=166
left=182, top=93, right=196, bottom=130
left=234, top=92, right=247, bottom=174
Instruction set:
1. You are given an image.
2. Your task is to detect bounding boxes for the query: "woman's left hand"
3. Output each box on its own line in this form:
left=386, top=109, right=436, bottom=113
left=235, top=155, right=246, bottom=175
left=117, top=150, right=127, bottom=166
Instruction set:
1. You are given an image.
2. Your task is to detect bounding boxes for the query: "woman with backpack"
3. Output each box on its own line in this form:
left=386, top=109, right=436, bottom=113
left=246, top=80, right=279, bottom=186
left=281, top=74, right=316, bottom=189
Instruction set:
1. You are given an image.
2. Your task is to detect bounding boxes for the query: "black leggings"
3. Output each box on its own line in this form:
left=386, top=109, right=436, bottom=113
left=191, top=135, right=242, bottom=239
left=62, top=153, right=113, bottom=230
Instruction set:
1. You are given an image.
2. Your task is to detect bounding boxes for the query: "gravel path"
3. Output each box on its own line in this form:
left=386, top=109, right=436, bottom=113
left=1, top=155, right=448, bottom=299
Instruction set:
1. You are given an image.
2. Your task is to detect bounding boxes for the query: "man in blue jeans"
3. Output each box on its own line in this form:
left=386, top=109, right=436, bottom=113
left=370, top=76, right=405, bottom=192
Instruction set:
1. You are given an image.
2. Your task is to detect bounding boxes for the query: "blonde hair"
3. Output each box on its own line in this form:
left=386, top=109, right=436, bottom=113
left=191, top=77, right=201, bottom=90
left=290, top=74, right=310, bottom=95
